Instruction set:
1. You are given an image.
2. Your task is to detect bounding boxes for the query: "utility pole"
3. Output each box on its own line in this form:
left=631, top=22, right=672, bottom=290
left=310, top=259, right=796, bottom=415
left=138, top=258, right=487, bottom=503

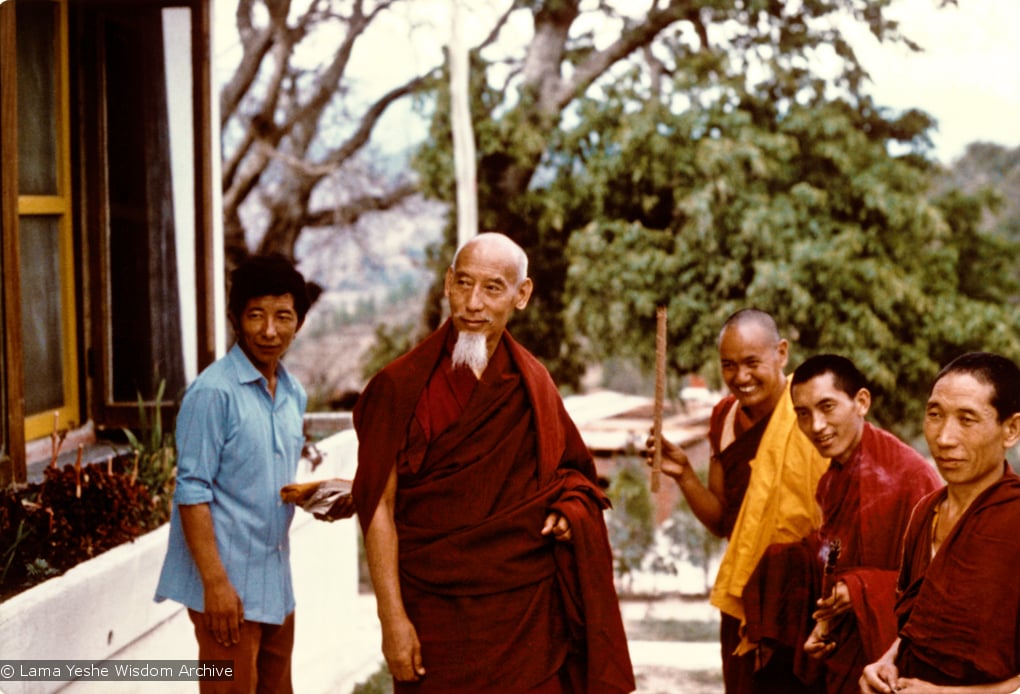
left=449, top=0, right=477, bottom=247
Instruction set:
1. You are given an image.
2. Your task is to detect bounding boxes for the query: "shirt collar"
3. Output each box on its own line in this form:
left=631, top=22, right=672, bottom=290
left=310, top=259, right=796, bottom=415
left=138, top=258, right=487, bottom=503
left=227, top=343, right=294, bottom=394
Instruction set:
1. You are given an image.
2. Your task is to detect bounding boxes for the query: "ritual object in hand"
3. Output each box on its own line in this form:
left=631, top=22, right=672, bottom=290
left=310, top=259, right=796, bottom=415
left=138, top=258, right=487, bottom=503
left=279, top=478, right=352, bottom=517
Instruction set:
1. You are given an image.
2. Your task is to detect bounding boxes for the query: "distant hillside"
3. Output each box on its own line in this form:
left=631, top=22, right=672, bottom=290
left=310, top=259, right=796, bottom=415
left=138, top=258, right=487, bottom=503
left=936, top=141, right=1020, bottom=238
left=285, top=195, right=446, bottom=409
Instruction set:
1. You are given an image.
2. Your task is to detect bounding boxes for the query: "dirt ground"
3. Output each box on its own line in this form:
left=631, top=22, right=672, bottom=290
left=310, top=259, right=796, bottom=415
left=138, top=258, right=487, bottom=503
left=622, top=595, right=724, bottom=693
left=634, top=666, right=724, bottom=694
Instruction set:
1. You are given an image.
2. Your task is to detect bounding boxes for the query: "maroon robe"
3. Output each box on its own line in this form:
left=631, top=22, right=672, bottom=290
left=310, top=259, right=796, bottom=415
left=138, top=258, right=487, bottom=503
left=708, top=396, right=787, bottom=693
left=743, top=423, right=943, bottom=693
left=895, top=466, right=1020, bottom=685
left=352, top=321, right=634, bottom=693
left=710, top=395, right=771, bottom=539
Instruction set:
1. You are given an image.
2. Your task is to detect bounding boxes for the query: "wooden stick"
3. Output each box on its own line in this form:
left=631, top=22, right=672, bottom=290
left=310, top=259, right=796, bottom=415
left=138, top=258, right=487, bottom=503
left=652, top=305, right=667, bottom=493
left=50, top=412, right=60, bottom=470
left=74, top=445, right=83, bottom=499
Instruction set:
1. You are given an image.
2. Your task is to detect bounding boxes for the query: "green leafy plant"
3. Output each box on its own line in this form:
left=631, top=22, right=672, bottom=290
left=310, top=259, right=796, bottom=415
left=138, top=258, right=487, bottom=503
left=605, top=457, right=656, bottom=594
left=24, top=558, right=59, bottom=581
left=351, top=665, right=393, bottom=694
left=121, top=379, right=176, bottom=522
left=650, top=500, right=725, bottom=596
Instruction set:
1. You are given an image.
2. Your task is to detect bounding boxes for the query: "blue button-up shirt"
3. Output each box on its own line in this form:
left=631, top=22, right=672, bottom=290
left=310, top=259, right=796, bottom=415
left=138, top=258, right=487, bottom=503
left=155, top=344, right=307, bottom=624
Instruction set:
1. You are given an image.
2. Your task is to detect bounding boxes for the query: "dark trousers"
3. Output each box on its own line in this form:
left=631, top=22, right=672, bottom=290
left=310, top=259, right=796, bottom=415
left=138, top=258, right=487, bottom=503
left=188, top=608, right=294, bottom=694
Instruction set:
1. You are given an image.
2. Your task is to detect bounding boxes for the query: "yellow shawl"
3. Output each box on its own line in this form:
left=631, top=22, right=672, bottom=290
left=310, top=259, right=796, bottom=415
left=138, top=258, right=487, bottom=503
left=709, top=381, right=828, bottom=624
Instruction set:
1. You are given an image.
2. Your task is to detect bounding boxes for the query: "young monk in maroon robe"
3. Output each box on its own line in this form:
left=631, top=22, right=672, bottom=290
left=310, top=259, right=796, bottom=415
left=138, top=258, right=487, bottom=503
left=648, top=309, right=828, bottom=693
left=861, top=352, right=1020, bottom=694
left=352, top=233, right=634, bottom=694
left=741, top=355, right=942, bottom=694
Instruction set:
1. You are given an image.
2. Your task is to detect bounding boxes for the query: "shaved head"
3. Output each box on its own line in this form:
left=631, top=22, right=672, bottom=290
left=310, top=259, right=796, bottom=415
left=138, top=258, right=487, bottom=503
left=718, top=308, right=781, bottom=348
left=452, top=232, right=529, bottom=287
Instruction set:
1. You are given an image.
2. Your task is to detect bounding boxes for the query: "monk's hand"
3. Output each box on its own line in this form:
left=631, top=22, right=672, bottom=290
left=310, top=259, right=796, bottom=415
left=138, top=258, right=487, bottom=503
left=541, top=512, right=573, bottom=542
left=811, top=580, right=851, bottom=622
left=313, top=493, right=356, bottom=522
left=381, top=615, right=426, bottom=683
left=860, top=660, right=900, bottom=694
left=803, top=621, right=837, bottom=660
left=888, top=679, right=949, bottom=693
left=645, top=431, right=693, bottom=484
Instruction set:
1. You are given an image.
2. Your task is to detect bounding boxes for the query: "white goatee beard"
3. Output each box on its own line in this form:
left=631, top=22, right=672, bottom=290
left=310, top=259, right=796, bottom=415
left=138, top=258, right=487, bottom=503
left=451, top=331, right=490, bottom=374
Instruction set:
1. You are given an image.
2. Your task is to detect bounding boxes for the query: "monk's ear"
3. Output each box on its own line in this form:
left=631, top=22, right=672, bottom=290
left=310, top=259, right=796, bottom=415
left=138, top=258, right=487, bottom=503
left=776, top=339, right=789, bottom=369
left=1002, top=412, right=1020, bottom=450
left=854, top=388, right=871, bottom=417
left=514, top=278, right=533, bottom=310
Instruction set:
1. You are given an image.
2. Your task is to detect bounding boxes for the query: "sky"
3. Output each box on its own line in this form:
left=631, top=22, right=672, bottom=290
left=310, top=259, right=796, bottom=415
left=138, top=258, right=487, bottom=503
left=213, top=0, right=1020, bottom=165
left=847, top=0, right=1020, bottom=163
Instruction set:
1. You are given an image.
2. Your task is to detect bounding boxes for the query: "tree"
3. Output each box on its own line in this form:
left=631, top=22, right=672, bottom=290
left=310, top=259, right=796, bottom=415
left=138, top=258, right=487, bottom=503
left=414, top=0, right=942, bottom=386
left=220, top=1, right=935, bottom=380
left=935, top=142, right=1020, bottom=297
left=219, top=0, right=437, bottom=272
left=651, top=502, right=725, bottom=595
left=605, top=458, right=655, bottom=593
left=559, top=64, right=1020, bottom=436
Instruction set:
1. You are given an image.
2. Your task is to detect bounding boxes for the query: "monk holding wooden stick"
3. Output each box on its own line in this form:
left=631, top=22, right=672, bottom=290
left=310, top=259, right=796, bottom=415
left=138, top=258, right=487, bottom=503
left=646, top=309, right=827, bottom=692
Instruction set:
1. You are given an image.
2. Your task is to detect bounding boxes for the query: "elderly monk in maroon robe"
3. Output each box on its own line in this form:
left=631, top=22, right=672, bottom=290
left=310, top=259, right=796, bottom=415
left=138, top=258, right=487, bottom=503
left=862, top=352, right=1020, bottom=694
left=352, top=233, right=634, bottom=694
left=649, top=309, right=828, bottom=693
left=742, top=355, right=942, bottom=694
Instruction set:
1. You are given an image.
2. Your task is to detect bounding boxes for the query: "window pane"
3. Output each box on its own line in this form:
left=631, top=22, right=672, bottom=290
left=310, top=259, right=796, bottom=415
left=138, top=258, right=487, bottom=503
left=104, top=9, right=185, bottom=403
left=16, top=1, right=59, bottom=195
left=19, top=215, right=65, bottom=414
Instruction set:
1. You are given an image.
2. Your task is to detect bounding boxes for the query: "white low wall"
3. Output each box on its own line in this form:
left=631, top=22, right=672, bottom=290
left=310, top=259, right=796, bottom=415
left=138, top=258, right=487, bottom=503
left=0, top=525, right=179, bottom=694
left=0, top=429, right=361, bottom=694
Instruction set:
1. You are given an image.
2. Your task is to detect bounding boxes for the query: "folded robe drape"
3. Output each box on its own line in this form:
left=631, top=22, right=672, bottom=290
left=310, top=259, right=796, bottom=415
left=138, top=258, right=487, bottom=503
left=353, top=321, right=634, bottom=693
left=744, top=423, right=943, bottom=693
left=711, top=382, right=828, bottom=625
left=896, top=466, right=1020, bottom=685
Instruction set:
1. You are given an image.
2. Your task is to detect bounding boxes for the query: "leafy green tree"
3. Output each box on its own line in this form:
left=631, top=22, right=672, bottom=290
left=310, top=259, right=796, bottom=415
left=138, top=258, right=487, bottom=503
left=651, top=502, right=725, bottom=596
left=605, top=458, right=655, bottom=593
left=560, top=68, right=1020, bottom=436
left=414, top=0, right=934, bottom=387
left=936, top=142, right=1020, bottom=297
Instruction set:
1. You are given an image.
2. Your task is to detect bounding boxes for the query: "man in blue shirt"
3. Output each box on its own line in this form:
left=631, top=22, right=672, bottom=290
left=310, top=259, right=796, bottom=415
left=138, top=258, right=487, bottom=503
left=156, top=254, right=310, bottom=693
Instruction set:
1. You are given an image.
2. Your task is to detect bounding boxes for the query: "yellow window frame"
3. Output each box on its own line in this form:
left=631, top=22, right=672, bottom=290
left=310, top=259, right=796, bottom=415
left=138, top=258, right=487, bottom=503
left=17, top=0, right=80, bottom=443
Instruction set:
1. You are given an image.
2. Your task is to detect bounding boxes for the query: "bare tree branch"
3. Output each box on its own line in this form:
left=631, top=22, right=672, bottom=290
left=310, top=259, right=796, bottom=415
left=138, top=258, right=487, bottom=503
left=302, top=181, right=419, bottom=228
left=220, top=0, right=293, bottom=128
left=555, top=1, right=696, bottom=112
left=477, top=0, right=520, bottom=53
left=319, top=69, right=439, bottom=168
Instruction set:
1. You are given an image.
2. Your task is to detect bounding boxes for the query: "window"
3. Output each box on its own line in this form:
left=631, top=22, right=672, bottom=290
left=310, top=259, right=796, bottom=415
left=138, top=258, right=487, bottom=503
left=16, top=0, right=80, bottom=443
left=76, top=3, right=202, bottom=425
left=0, top=0, right=216, bottom=485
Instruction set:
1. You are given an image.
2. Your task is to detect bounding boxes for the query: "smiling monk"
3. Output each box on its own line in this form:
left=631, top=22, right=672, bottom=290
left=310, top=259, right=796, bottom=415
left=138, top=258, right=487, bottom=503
left=741, top=354, right=942, bottom=694
left=648, top=309, right=829, bottom=692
